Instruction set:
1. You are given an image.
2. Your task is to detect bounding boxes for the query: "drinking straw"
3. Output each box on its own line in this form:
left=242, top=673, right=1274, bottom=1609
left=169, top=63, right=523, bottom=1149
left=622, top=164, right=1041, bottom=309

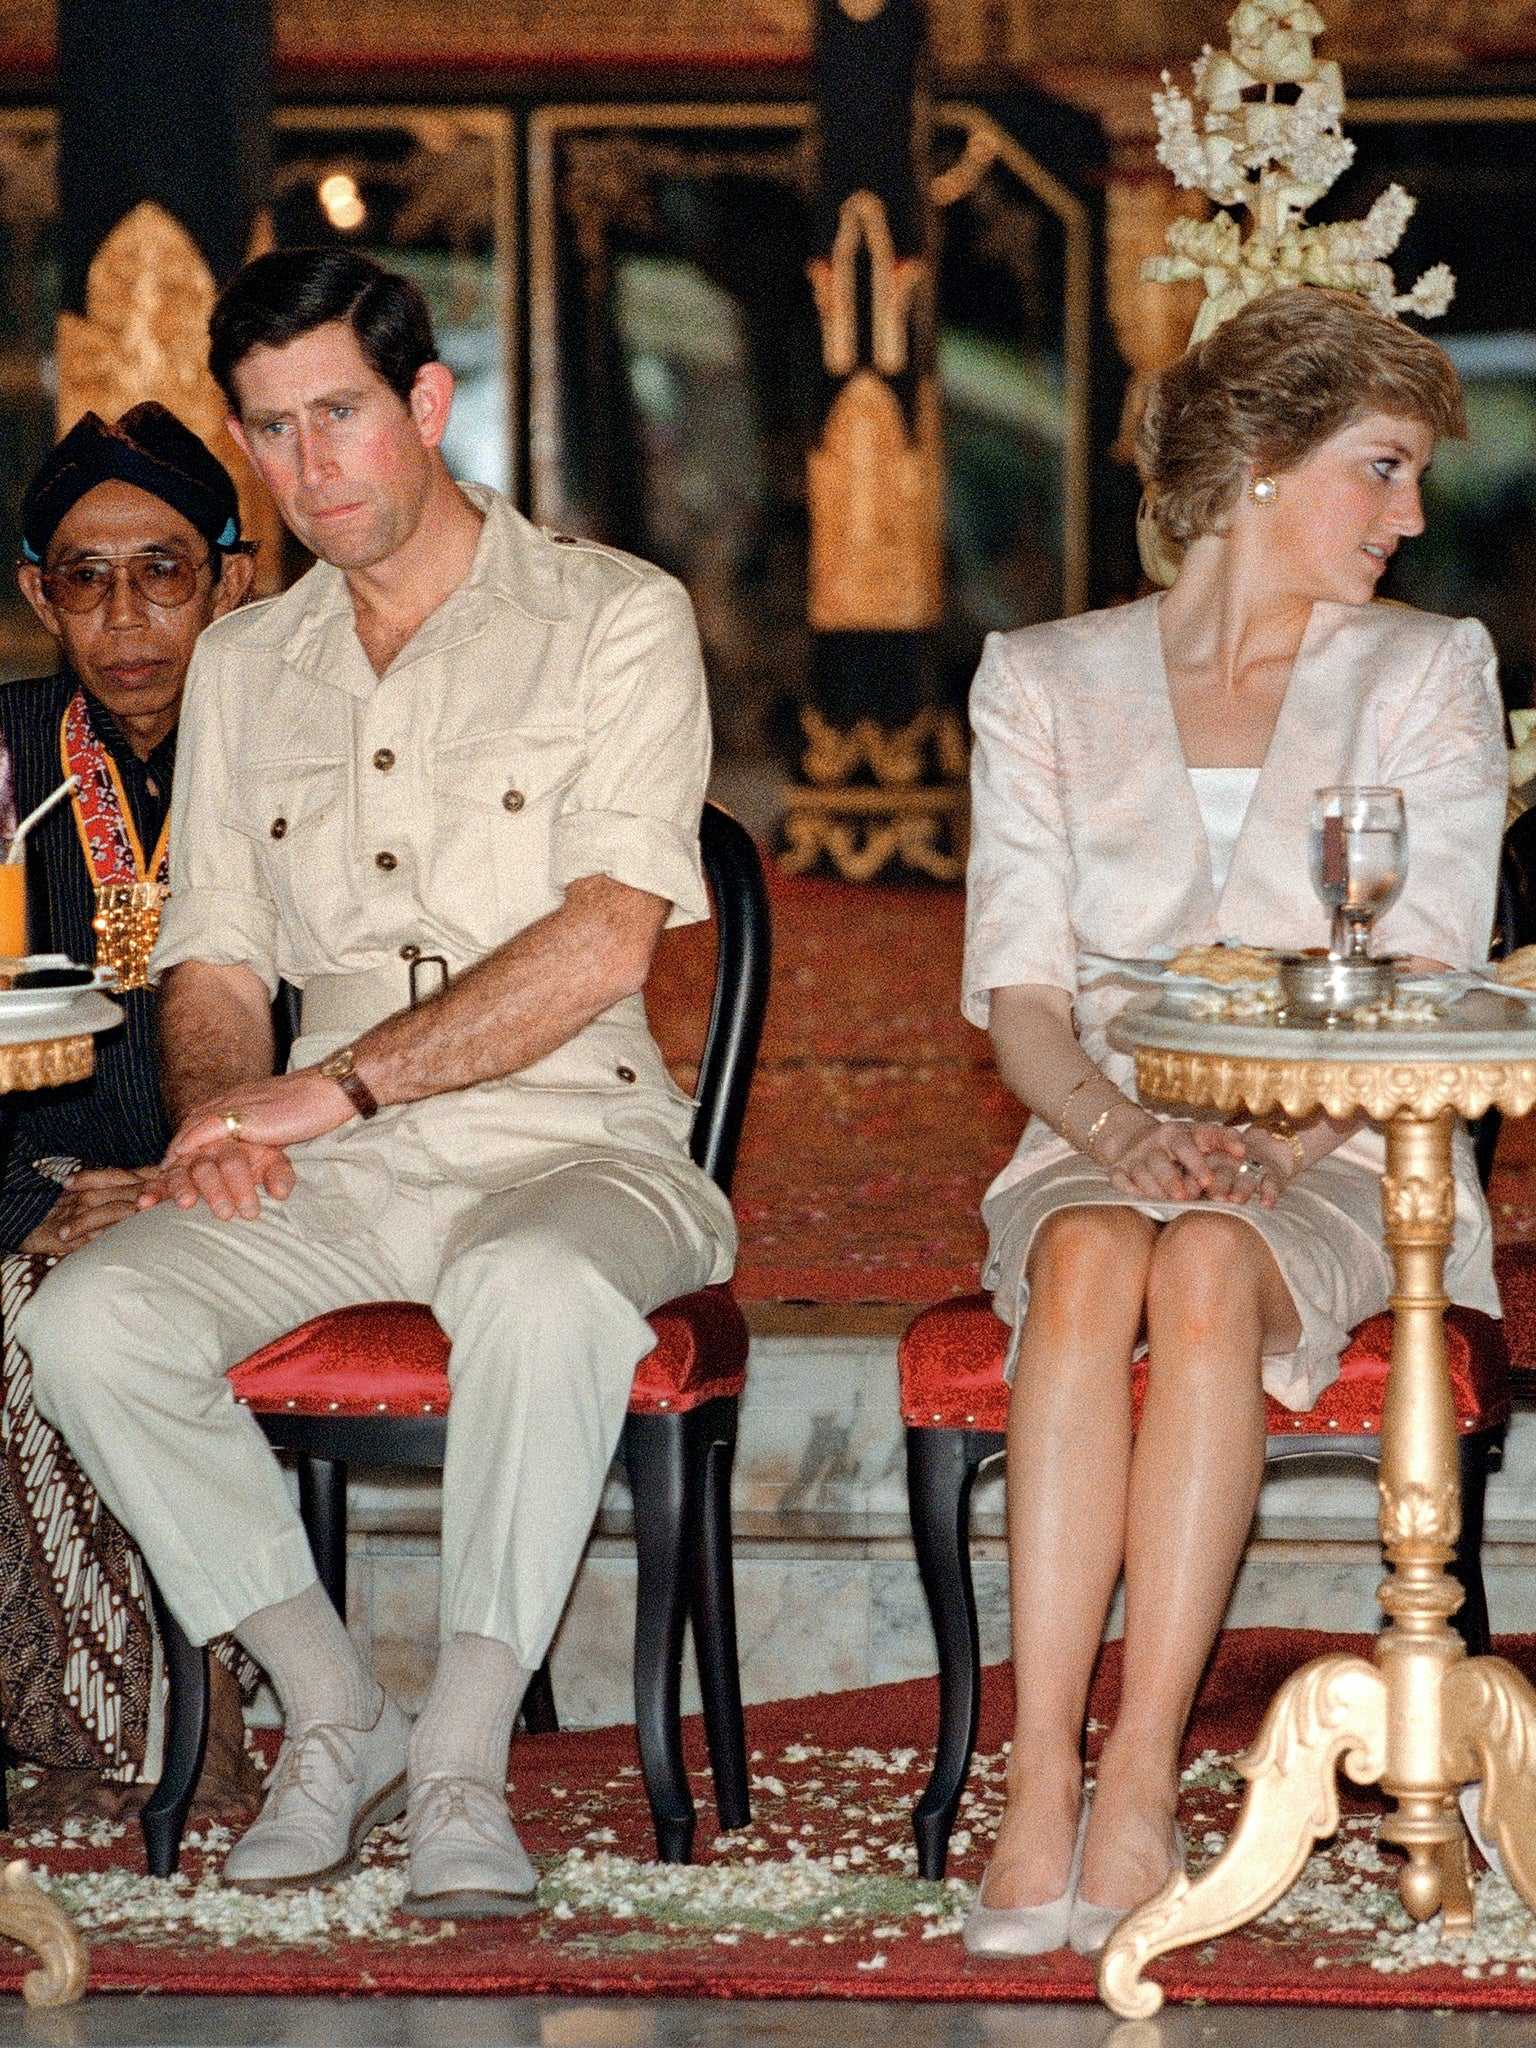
left=5, top=776, right=79, bottom=863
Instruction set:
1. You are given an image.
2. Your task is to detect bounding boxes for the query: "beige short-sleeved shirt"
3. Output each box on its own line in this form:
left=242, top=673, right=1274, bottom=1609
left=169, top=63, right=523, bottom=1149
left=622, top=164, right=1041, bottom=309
left=150, top=484, right=736, bottom=1262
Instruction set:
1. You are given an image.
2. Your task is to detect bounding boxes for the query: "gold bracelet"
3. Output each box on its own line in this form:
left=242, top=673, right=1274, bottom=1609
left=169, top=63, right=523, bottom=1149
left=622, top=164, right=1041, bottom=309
left=1260, top=1113, right=1307, bottom=1179
left=1083, top=1102, right=1118, bottom=1161
left=1059, top=1073, right=1099, bottom=1131
left=1275, top=1128, right=1307, bottom=1177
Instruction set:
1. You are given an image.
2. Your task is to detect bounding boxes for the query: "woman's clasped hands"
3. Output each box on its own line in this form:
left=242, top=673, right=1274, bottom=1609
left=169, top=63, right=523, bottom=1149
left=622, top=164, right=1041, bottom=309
left=1101, top=1110, right=1296, bottom=1208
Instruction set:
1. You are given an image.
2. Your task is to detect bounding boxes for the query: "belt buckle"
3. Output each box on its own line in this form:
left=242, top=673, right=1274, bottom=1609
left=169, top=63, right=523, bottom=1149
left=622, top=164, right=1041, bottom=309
left=408, top=954, right=449, bottom=1008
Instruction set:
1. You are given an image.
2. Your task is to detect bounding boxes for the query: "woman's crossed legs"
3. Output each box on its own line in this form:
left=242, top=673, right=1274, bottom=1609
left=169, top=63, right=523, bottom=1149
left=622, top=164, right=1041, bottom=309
left=982, top=1202, right=1300, bottom=1916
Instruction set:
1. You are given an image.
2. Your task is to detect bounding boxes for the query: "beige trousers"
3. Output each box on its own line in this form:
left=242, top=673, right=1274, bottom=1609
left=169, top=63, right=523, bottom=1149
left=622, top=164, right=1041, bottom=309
left=18, top=1160, right=721, bottom=1669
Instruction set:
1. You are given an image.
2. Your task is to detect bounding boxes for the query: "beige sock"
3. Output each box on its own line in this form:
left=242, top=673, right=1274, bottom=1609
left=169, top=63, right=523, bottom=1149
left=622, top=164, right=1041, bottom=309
left=235, top=1582, right=381, bottom=1734
left=408, top=1633, right=529, bottom=1791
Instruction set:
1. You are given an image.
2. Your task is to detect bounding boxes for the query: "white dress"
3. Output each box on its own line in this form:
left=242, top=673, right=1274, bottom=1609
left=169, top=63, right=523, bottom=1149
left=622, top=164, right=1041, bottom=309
left=965, top=594, right=1508, bottom=1410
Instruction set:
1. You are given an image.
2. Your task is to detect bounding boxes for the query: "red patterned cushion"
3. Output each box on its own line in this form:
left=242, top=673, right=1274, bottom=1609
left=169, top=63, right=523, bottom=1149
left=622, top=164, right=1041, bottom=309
left=898, top=1292, right=1510, bottom=1438
left=228, top=1286, right=747, bottom=1421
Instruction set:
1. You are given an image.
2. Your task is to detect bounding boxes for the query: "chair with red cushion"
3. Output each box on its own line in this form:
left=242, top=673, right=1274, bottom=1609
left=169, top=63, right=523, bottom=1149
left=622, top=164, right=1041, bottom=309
left=900, top=1291, right=1511, bottom=1880
left=140, top=802, right=771, bottom=1877
left=900, top=828, right=1536, bottom=1882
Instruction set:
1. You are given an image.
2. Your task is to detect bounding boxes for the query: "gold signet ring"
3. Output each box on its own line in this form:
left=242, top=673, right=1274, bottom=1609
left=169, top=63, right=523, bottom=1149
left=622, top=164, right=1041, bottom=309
left=223, top=1112, right=244, bottom=1141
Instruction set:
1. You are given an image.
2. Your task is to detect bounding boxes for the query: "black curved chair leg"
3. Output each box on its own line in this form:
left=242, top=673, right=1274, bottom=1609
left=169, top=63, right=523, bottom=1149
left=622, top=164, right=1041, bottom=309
left=519, top=1661, right=559, bottom=1736
left=689, top=1397, right=750, bottom=1833
left=140, top=1579, right=210, bottom=1878
left=297, top=1456, right=349, bottom=1620
left=908, top=1425, right=1000, bottom=1881
left=624, top=1409, right=703, bottom=1863
left=1451, top=1428, right=1498, bottom=1661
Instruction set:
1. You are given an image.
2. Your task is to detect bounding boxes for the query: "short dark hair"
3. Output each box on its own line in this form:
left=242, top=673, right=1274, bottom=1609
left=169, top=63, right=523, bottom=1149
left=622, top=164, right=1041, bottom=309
left=208, top=249, right=439, bottom=411
left=1138, top=287, right=1467, bottom=548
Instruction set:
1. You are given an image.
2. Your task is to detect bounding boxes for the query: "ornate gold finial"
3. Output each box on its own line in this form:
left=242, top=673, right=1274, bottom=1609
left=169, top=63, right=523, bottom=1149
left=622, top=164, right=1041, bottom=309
left=1143, top=0, right=1455, bottom=344
left=55, top=201, right=282, bottom=591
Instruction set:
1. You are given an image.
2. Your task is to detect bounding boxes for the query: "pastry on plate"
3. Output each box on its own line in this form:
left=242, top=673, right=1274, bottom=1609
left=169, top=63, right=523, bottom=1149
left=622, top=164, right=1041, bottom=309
left=1496, top=945, right=1536, bottom=990
left=1166, top=942, right=1279, bottom=986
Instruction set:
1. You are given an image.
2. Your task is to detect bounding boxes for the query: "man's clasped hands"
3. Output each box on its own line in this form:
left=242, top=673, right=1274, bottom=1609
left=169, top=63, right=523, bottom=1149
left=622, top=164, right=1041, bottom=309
left=23, top=1066, right=358, bottom=1256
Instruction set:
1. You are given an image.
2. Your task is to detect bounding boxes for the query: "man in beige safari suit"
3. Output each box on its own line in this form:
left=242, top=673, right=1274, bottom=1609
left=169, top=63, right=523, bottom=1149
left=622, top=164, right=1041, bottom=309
left=20, top=249, right=735, bottom=1915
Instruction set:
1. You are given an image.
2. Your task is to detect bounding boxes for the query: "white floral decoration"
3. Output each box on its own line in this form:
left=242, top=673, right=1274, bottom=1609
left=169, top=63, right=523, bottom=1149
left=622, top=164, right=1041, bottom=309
left=1144, top=0, right=1455, bottom=340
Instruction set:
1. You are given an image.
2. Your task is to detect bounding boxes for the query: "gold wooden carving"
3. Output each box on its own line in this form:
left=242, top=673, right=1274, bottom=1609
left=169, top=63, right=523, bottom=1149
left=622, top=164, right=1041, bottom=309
left=0, top=1035, right=93, bottom=1092
left=1103, top=175, right=1205, bottom=460
left=1098, top=1046, right=1536, bottom=2017
left=0, top=1861, right=88, bottom=2007
left=806, top=371, right=944, bottom=632
left=55, top=202, right=282, bottom=595
left=782, top=704, right=969, bottom=881
left=2, top=1, right=1536, bottom=79
left=1131, top=1047, right=1536, bottom=1125
left=807, top=191, right=925, bottom=377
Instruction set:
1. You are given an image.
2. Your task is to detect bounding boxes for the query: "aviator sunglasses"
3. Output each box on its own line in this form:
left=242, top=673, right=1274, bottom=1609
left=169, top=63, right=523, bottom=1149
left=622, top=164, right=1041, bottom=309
left=36, top=542, right=256, bottom=614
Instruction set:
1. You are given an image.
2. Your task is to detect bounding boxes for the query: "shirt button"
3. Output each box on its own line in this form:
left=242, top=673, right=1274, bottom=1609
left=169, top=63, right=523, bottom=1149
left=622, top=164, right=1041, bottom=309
left=400, top=943, right=421, bottom=961
left=373, top=748, right=396, bottom=772
left=616, top=1065, right=637, bottom=1083
left=270, top=817, right=287, bottom=840
left=375, top=850, right=398, bottom=872
left=502, top=789, right=525, bottom=813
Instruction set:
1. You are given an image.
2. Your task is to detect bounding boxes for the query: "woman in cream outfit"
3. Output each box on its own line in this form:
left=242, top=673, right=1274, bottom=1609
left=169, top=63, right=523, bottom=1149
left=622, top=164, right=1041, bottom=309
left=962, top=289, right=1507, bottom=1958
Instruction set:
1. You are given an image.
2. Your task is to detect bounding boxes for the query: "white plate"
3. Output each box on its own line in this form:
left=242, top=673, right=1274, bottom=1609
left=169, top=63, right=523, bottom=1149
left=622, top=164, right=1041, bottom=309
left=1077, top=950, right=1279, bottom=992
left=0, top=961, right=116, bottom=1016
left=1464, top=967, right=1536, bottom=1005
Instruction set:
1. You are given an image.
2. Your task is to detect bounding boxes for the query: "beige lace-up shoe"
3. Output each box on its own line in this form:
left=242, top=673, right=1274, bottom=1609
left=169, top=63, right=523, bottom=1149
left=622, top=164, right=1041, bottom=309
left=403, top=1775, right=538, bottom=1919
left=222, top=1694, right=410, bottom=1892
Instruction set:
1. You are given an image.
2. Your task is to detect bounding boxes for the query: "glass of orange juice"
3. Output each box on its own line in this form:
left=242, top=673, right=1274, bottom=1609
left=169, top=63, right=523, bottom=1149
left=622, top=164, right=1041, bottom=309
left=0, top=855, right=28, bottom=960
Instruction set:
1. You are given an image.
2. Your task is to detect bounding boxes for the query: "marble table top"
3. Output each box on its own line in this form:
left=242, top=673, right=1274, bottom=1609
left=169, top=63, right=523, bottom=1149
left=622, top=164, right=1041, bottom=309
left=1108, top=985, right=1536, bottom=1067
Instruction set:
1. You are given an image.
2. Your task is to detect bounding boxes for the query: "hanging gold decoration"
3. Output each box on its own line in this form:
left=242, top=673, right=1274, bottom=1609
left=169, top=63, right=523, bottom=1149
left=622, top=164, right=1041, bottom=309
left=806, top=372, right=945, bottom=633
left=55, top=201, right=282, bottom=593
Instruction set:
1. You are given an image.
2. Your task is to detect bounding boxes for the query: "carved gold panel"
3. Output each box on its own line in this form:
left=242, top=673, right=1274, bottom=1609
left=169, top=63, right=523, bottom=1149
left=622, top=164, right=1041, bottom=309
left=0, top=0, right=1533, bottom=74
left=55, top=203, right=285, bottom=593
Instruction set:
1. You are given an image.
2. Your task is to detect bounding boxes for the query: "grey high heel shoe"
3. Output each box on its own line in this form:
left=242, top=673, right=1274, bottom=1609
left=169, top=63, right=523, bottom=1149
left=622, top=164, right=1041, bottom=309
left=962, top=1798, right=1089, bottom=1958
left=1068, top=1820, right=1186, bottom=1958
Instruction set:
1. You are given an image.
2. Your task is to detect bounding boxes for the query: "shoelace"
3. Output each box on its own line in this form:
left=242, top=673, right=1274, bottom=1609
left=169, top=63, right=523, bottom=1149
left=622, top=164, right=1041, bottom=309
left=262, top=1722, right=362, bottom=1820
left=409, top=1777, right=509, bottom=1851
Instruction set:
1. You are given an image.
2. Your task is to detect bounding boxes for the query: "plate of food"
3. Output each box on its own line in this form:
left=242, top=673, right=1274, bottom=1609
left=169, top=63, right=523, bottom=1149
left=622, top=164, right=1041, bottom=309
left=1443, top=949, right=1536, bottom=1005
left=0, top=956, right=117, bottom=1016
left=1078, top=942, right=1281, bottom=990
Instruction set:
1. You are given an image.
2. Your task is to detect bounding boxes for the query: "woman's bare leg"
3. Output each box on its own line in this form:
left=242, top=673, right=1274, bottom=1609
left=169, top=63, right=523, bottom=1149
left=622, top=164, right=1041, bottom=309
left=982, top=1205, right=1157, bottom=1908
left=1078, top=1209, right=1298, bottom=1909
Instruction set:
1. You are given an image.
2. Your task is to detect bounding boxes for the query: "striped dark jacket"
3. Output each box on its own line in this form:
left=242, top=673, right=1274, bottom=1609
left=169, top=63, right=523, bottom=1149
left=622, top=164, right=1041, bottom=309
left=0, top=673, right=173, bottom=1248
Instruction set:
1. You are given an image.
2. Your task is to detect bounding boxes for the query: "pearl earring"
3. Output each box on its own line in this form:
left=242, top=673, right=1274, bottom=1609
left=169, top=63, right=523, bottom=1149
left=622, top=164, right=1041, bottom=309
left=1250, top=475, right=1279, bottom=504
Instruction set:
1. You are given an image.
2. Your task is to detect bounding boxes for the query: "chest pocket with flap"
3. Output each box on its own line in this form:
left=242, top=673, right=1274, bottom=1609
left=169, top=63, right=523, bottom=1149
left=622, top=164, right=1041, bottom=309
left=430, top=727, right=582, bottom=931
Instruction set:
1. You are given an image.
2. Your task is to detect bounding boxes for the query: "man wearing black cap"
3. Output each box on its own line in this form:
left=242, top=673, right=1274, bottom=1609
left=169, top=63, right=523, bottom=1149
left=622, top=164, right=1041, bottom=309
left=0, top=401, right=255, bottom=1817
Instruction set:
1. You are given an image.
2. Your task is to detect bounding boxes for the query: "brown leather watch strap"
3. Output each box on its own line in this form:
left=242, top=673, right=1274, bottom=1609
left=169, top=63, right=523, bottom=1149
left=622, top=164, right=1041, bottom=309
left=318, top=1046, right=380, bottom=1121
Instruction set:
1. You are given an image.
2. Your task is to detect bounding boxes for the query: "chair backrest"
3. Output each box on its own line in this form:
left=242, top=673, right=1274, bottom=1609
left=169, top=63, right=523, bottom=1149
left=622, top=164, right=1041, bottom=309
left=1470, top=812, right=1534, bottom=1188
left=691, top=801, right=773, bottom=1196
left=271, top=799, right=773, bottom=1201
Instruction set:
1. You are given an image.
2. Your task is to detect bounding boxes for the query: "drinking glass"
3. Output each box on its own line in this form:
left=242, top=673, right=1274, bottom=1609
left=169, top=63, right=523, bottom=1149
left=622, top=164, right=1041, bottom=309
left=1309, top=786, right=1407, bottom=958
left=0, top=852, right=26, bottom=960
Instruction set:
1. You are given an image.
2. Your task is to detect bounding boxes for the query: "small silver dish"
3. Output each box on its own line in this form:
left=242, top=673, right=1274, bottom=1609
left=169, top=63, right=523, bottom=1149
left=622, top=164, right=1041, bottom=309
left=1276, top=953, right=1399, bottom=1025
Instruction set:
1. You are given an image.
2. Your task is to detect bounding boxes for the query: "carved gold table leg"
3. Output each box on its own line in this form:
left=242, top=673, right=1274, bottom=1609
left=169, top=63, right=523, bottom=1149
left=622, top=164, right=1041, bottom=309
left=1097, top=1657, right=1386, bottom=2019
left=0, top=1861, right=88, bottom=2006
left=1099, top=1107, right=1484, bottom=2018
left=1373, top=1109, right=1469, bottom=1923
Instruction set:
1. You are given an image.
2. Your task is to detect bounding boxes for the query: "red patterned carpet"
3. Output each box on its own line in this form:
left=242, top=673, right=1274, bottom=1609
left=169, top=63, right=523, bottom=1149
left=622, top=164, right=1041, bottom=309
left=650, top=861, right=1536, bottom=1315
left=8, top=1631, right=1536, bottom=2007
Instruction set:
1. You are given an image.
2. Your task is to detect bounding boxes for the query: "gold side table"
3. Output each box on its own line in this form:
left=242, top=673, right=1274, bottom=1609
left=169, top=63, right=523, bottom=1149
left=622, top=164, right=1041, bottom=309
left=1098, top=992, right=1536, bottom=2021
left=0, top=999, right=122, bottom=2009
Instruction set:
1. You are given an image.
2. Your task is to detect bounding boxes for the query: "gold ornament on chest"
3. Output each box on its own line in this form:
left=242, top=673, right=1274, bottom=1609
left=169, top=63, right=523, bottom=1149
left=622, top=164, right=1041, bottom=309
left=91, top=880, right=168, bottom=994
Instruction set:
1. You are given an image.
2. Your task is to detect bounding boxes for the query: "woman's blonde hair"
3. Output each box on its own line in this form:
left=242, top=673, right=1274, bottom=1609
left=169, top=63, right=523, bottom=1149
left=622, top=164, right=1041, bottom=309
left=1136, top=288, right=1467, bottom=548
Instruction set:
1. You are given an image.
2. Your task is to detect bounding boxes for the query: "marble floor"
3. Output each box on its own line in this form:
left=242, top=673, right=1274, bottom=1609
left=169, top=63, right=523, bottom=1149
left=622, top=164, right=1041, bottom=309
left=5, top=1999, right=1536, bottom=2047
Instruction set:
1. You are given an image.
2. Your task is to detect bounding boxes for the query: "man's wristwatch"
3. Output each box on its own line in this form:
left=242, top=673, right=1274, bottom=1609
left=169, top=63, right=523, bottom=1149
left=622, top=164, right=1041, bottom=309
left=316, top=1044, right=380, bottom=1121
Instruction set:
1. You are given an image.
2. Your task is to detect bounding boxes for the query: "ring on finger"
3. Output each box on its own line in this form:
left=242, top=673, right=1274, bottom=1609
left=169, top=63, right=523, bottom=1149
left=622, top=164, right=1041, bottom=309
left=1236, top=1158, right=1264, bottom=1185
left=223, top=1112, right=243, bottom=1142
